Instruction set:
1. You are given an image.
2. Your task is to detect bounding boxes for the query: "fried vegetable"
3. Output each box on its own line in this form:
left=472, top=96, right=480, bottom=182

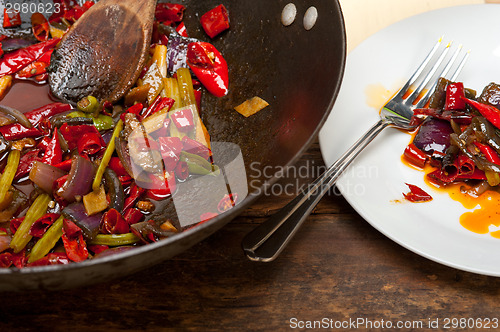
left=234, top=96, right=269, bottom=117
left=0, top=149, right=20, bottom=205
left=28, top=216, right=64, bottom=263
left=10, top=193, right=51, bottom=253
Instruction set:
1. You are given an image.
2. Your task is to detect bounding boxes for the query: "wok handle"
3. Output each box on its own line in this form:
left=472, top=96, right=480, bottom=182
left=241, top=119, right=389, bottom=261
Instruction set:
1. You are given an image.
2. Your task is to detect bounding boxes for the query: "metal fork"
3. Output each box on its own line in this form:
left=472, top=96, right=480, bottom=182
left=241, top=38, right=469, bottom=262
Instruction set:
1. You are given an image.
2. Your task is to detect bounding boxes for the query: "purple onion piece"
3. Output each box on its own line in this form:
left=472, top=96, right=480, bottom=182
left=166, top=32, right=198, bottom=76
left=62, top=202, right=103, bottom=240
left=59, top=155, right=95, bottom=202
left=413, top=117, right=454, bottom=155
left=0, top=234, right=11, bottom=253
left=29, top=161, right=67, bottom=193
left=1, top=38, right=36, bottom=52
left=93, top=246, right=135, bottom=258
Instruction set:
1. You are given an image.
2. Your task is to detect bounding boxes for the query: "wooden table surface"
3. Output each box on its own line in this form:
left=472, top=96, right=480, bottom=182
left=2, top=140, right=500, bottom=331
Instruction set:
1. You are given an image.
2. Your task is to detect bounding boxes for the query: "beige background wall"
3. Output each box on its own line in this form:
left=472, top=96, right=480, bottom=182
left=339, top=0, right=489, bottom=52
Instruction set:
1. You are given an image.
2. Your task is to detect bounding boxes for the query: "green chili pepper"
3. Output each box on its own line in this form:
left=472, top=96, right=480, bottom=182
left=28, top=216, right=64, bottom=263
left=89, top=233, right=140, bottom=246
left=77, top=95, right=99, bottom=113
left=10, top=193, right=51, bottom=253
left=0, top=149, right=20, bottom=204
left=180, top=151, right=220, bottom=176
left=68, top=111, right=114, bottom=131
left=92, top=119, right=123, bottom=192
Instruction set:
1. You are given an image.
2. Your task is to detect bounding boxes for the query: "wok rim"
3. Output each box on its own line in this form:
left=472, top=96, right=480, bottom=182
left=0, top=1, right=347, bottom=278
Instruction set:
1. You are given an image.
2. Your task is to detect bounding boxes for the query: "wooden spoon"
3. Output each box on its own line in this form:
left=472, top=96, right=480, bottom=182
left=48, top=0, right=156, bottom=105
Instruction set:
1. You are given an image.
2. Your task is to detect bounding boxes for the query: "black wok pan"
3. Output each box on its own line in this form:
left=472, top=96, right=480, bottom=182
left=0, top=0, right=345, bottom=291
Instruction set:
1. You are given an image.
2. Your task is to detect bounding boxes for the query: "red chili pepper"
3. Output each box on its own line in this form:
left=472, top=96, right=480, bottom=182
left=27, top=252, right=70, bottom=266
left=87, top=244, right=108, bottom=255
left=15, top=61, right=49, bottom=79
left=53, top=159, right=73, bottom=172
left=473, top=142, right=500, bottom=165
left=176, top=22, right=188, bottom=37
left=170, top=107, right=195, bottom=132
left=187, top=42, right=229, bottom=97
left=54, top=174, right=69, bottom=191
left=146, top=172, right=176, bottom=200
left=174, top=160, right=189, bottom=180
left=142, top=97, right=175, bottom=118
left=200, top=4, right=230, bottom=39
left=9, top=217, right=24, bottom=235
left=158, top=136, right=183, bottom=171
left=37, top=49, right=53, bottom=64
left=184, top=212, right=219, bottom=231
left=123, top=183, right=146, bottom=211
left=119, top=175, right=133, bottom=188
left=457, top=154, right=475, bottom=175
left=61, top=219, right=88, bottom=262
left=59, top=123, right=101, bottom=150
left=159, top=34, right=169, bottom=46
left=463, top=98, right=500, bottom=129
left=41, top=128, right=63, bottom=165
left=122, top=207, right=144, bottom=226
left=0, top=38, right=60, bottom=76
left=218, top=193, right=238, bottom=213
left=3, top=8, right=22, bottom=28
left=14, top=149, right=42, bottom=180
left=31, top=13, right=50, bottom=42
left=108, top=157, right=129, bottom=177
left=120, top=103, right=143, bottom=122
left=0, top=252, right=13, bottom=268
left=403, top=143, right=428, bottom=168
left=403, top=183, right=433, bottom=203
left=194, top=89, right=202, bottom=111
left=445, top=82, right=466, bottom=111
left=77, top=131, right=104, bottom=156
left=83, top=1, right=95, bottom=10
left=0, top=102, right=71, bottom=140
left=182, top=136, right=212, bottom=160
left=101, top=209, right=129, bottom=234
left=10, top=249, right=27, bottom=268
left=29, top=213, right=60, bottom=238
left=412, top=108, right=472, bottom=125
left=155, top=3, right=185, bottom=25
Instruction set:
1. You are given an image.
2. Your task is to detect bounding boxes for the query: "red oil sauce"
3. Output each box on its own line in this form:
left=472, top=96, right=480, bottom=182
left=0, top=80, right=56, bottom=112
left=402, top=158, right=500, bottom=239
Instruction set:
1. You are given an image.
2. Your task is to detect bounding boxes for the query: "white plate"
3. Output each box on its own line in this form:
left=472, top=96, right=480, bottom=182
left=319, top=4, right=500, bottom=276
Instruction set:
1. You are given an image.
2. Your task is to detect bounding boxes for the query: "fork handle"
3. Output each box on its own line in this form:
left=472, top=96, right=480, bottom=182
left=241, top=119, right=390, bottom=262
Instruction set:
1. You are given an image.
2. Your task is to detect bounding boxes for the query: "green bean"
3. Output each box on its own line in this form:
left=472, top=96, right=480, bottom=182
left=28, top=216, right=64, bottom=263
left=181, top=151, right=220, bottom=176
left=0, top=149, right=20, bottom=204
left=92, top=119, right=123, bottom=192
left=10, top=193, right=51, bottom=253
left=77, top=95, right=99, bottom=113
left=89, top=233, right=140, bottom=246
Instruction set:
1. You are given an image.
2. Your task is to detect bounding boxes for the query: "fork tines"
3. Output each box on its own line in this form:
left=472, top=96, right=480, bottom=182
left=402, top=38, right=469, bottom=108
